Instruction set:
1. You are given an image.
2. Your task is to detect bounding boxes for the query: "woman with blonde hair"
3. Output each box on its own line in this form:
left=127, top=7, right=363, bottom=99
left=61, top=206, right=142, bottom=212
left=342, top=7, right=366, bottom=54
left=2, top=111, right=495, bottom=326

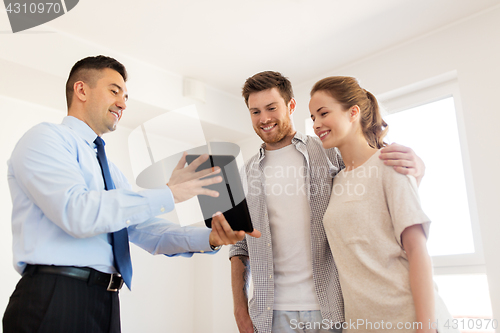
left=309, top=76, right=457, bottom=333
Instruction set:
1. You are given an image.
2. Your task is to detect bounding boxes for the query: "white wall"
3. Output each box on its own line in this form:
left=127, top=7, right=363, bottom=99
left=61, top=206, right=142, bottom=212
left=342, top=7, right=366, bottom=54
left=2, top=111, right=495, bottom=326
left=293, top=6, right=500, bottom=323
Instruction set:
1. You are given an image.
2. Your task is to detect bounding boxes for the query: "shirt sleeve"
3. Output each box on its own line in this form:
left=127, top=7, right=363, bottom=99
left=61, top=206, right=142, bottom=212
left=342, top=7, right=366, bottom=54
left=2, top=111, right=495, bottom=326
left=229, top=237, right=249, bottom=258
left=382, top=166, right=431, bottom=248
left=9, top=124, right=175, bottom=238
left=128, top=218, right=214, bottom=256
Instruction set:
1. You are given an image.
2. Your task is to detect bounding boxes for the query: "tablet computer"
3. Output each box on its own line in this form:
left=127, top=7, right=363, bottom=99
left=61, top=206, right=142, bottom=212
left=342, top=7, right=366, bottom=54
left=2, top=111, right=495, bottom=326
left=185, top=154, right=253, bottom=232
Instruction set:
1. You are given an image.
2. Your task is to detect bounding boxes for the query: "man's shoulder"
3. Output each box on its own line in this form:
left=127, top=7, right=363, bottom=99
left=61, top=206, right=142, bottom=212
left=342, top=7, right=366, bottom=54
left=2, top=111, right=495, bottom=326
left=295, top=132, right=327, bottom=150
left=304, top=134, right=341, bottom=157
left=26, top=121, right=73, bottom=138
left=16, top=122, right=65, bottom=145
left=304, top=134, right=322, bottom=147
left=245, top=151, right=260, bottom=163
left=301, top=134, right=344, bottom=172
left=243, top=150, right=261, bottom=169
left=26, top=121, right=59, bottom=133
left=13, top=121, right=80, bottom=158
left=9, top=121, right=76, bottom=170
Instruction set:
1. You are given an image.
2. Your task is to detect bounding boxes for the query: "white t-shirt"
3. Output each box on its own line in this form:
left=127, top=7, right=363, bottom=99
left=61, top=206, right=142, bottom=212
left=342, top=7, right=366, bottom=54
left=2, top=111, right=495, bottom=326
left=263, top=144, right=320, bottom=311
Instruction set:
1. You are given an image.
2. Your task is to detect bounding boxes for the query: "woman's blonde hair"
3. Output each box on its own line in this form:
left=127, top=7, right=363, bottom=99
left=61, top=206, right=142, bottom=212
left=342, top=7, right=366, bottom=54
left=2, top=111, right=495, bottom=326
left=311, top=76, right=388, bottom=149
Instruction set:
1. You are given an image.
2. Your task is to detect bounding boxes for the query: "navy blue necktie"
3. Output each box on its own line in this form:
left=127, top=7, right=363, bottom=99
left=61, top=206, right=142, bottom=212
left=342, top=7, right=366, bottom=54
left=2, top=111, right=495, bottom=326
left=94, top=136, right=132, bottom=289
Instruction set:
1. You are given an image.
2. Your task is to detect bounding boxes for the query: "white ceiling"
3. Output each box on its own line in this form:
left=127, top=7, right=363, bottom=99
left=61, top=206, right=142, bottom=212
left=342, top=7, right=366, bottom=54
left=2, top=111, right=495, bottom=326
left=1, top=0, right=499, bottom=97
left=54, top=0, right=500, bottom=95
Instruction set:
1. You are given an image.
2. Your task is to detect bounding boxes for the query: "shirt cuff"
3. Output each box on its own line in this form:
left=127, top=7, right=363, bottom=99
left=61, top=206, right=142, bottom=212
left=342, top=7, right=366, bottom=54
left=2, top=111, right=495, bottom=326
left=163, top=227, right=215, bottom=257
left=199, top=227, right=214, bottom=253
left=229, top=244, right=248, bottom=258
left=141, top=186, right=175, bottom=216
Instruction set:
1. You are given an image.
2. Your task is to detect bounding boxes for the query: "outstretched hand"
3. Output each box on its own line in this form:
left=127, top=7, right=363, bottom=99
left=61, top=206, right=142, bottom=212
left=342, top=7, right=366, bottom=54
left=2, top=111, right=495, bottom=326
left=379, top=143, right=425, bottom=186
left=167, top=152, right=222, bottom=203
left=209, top=212, right=261, bottom=248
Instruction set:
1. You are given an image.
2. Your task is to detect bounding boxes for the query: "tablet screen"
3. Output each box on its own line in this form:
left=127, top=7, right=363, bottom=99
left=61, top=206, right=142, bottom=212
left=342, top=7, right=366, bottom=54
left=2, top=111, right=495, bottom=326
left=186, top=155, right=253, bottom=232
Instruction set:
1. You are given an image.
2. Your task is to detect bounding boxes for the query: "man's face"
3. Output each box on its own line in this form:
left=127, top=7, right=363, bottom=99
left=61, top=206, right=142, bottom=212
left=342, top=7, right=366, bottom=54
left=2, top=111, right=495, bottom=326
left=84, top=68, right=128, bottom=136
left=248, top=88, right=294, bottom=144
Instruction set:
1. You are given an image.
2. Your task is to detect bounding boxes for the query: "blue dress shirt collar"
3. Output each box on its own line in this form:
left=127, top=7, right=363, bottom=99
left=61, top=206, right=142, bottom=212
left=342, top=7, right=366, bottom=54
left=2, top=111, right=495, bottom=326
left=62, top=116, right=98, bottom=148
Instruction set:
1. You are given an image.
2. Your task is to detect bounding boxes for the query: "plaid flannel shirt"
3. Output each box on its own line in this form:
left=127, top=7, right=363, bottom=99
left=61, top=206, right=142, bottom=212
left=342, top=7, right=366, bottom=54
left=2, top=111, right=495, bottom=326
left=229, top=131, right=345, bottom=333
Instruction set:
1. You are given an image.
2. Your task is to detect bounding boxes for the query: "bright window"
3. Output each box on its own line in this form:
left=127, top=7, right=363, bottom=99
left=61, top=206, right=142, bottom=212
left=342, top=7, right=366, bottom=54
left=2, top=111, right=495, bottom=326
left=384, top=97, right=473, bottom=256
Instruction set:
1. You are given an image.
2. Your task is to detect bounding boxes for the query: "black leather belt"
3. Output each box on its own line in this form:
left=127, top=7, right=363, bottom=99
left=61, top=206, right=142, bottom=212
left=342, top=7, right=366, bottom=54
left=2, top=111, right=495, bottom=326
left=23, top=265, right=124, bottom=292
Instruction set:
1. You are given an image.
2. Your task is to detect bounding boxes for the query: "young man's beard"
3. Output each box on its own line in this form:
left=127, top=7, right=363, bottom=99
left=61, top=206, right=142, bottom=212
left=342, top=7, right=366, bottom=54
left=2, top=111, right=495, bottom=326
left=255, top=118, right=293, bottom=144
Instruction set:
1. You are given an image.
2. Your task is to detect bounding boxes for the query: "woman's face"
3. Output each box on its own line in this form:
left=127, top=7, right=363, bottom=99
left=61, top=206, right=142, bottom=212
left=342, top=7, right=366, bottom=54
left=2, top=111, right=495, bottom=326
left=309, top=91, right=354, bottom=150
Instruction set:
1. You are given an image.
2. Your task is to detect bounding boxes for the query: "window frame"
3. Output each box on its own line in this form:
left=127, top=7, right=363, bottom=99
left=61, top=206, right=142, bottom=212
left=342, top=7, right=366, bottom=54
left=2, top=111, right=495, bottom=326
left=378, top=71, right=485, bottom=275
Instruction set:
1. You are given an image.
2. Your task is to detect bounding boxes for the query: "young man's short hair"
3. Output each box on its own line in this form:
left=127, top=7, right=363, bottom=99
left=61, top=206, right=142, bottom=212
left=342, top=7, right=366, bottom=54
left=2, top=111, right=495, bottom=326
left=242, top=71, right=294, bottom=106
left=65, top=55, right=127, bottom=108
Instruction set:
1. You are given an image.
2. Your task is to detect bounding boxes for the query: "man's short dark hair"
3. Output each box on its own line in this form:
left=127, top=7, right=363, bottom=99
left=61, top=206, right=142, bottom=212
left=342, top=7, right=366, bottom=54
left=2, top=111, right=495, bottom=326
left=241, top=71, right=294, bottom=107
left=65, top=55, right=127, bottom=108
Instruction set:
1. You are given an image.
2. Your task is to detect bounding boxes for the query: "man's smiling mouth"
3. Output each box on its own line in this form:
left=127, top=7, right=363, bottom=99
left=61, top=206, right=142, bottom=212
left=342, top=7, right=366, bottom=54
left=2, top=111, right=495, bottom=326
left=110, top=110, right=120, bottom=119
left=261, top=124, right=276, bottom=132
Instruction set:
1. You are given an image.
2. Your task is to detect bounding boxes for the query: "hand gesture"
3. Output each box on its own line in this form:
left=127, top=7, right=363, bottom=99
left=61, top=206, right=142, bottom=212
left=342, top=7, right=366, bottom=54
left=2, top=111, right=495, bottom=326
left=167, top=152, right=222, bottom=203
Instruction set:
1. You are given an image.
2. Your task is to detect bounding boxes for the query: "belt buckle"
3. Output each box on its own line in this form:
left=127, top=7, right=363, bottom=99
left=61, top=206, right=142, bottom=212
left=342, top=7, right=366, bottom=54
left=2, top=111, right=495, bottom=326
left=107, top=273, right=123, bottom=292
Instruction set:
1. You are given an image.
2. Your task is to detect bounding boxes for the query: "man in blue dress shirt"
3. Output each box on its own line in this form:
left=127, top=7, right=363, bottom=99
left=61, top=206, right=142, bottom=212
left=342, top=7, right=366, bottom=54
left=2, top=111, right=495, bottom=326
left=2, top=55, right=260, bottom=333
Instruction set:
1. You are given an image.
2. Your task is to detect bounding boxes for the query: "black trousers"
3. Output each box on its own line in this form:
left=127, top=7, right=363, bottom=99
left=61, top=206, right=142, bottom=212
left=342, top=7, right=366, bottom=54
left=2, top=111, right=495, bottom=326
left=3, top=269, right=121, bottom=333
